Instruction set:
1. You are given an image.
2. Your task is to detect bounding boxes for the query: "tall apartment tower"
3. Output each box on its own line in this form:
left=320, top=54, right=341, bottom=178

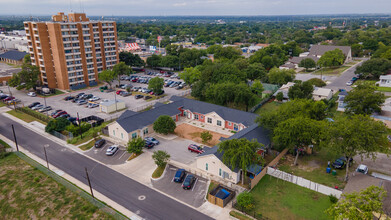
left=24, top=12, right=118, bottom=90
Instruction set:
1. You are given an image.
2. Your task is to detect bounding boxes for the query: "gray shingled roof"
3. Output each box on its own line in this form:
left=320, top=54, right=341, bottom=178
left=0, top=50, right=27, bottom=61
left=288, top=55, right=319, bottom=64
left=308, top=45, right=351, bottom=57
left=201, top=124, right=271, bottom=172
left=116, top=96, right=259, bottom=134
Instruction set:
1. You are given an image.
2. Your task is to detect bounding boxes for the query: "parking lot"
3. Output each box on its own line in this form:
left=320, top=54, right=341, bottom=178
left=151, top=165, right=207, bottom=208
left=144, top=135, right=205, bottom=165
left=0, top=72, right=189, bottom=121
left=84, top=139, right=130, bottom=165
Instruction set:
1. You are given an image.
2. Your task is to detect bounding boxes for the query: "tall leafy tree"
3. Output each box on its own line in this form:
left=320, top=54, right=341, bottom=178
left=9, top=54, right=40, bottom=90
left=127, top=137, right=145, bottom=154
left=113, top=62, right=131, bottom=87
left=152, top=150, right=171, bottom=168
left=245, top=63, right=267, bottom=81
left=288, top=81, right=314, bottom=100
left=344, top=83, right=385, bottom=115
left=179, top=67, right=201, bottom=86
left=146, top=54, right=162, bottom=68
left=98, top=69, right=116, bottom=89
left=251, top=80, right=264, bottom=96
left=273, top=116, right=325, bottom=165
left=153, top=115, right=176, bottom=134
left=326, top=186, right=386, bottom=220
left=317, top=49, right=345, bottom=68
left=324, top=115, right=389, bottom=182
left=148, top=77, right=164, bottom=94
left=119, top=52, right=145, bottom=67
left=218, top=138, right=263, bottom=184
left=299, top=58, right=316, bottom=71
left=267, top=68, right=295, bottom=85
left=355, top=58, right=391, bottom=79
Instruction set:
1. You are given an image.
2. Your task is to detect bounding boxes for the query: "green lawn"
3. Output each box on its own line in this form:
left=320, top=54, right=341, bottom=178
left=0, top=139, right=11, bottom=148
left=254, top=101, right=282, bottom=115
left=0, top=153, right=113, bottom=219
left=78, top=138, right=101, bottom=151
left=68, top=122, right=109, bottom=145
left=229, top=211, right=253, bottom=220
left=313, top=65, right=351, bottom=76
left=7, top=109, right=48, bottom=125
left=250, top=175, right=332, bottom=220
left=350, top=79, right=391, bottom=92
left=0, top=102, right=6, bottom=107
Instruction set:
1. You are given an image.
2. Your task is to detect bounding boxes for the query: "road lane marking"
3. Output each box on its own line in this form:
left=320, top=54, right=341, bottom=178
left=118, top=151, right=126, bottom=160
left=192, top=178, right=198, bottom=192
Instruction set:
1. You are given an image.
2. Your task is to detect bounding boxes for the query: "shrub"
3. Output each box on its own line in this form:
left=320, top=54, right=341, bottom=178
left=276, top=91, right=284, bottom=101
left=201, top=131, right=213, bottom=144
left=45, top=117, right=70, bottom=133
left=237, top=192, right=255, bottom=211
left=153, top=115, right=176, bottom=134
left=152, top=150, right=170, bottom=167
left=329, top=194, right=338, bottom=204
left=127, top=137, right=145, bottom=154
left=307, top=78, right=326, bottom=87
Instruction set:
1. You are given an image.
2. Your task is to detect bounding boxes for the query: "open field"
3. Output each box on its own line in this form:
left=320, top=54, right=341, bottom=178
left=254, top=100, right=281, bottom=115
left=174, top=123, right=230, bottom=146
left=0, top=153, right=113, bottom=219
left=250, top=175, right=332, bottom=220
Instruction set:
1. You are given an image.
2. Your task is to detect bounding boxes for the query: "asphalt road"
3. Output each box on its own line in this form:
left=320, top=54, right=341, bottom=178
left=0, top=115, right=213, bottom=220
left=325, top=59, right=367, bottom=92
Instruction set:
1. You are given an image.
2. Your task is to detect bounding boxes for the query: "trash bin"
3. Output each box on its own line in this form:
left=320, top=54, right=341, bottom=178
left=332, top=170, right=337, bottom=176
left=326, top=167, right=331, bottom=173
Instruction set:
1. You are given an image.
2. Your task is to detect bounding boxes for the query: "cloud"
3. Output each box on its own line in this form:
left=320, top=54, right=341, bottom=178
left=173, top=2, right=187, bottom=7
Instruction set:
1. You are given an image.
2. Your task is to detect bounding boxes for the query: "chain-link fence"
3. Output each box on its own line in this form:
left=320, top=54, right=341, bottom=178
left=14, top=151, right=129, bottom=220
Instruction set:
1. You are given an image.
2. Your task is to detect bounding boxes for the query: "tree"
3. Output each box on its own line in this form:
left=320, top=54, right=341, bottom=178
left=201, top=131, right=212, bottom=144
left=299, top=58, right=316, bottom=71
left=218, top=138, right=262, bottom=184
left=153, top=115, right=176, bottom=134
left=9, top=55, right=40, bottom=90
left=148, top=77, right=164, bottom=94
left=326, top=186, right=386, bottom=220
left=245, top=63, right=267, bottom=81
left=127, top=137, right=145, bottom=154
left=355, top=58, right=391, bottom=79
left=119, top=51, right=145, bottom=67
left=344, top=83, right=385, bottom=115
left=146, top=54, right=162, bottom=68
left=236, top=192, right=255, bottom=211
left=160, top=55, right=180, bottom=68
left=179, top=67, right=201, bottom=86
left=267, top=68, right=295, bottom=85
left=276, top=92, right=284, bottom=102
left=98, top=69, right=116, bottom=89
left=324, top=115, right=389, bottom=182
left=251, top=80, right=264, bottom=96
left=288, top=81, right=314, bottom=100
left=45, top=117, right=70, bottom=133
left=152, top=150, right=170, bottom=168
left=113, top=62, right=131, bottom=87
left=307, top=78, right=326, bottom=87
left=273, top=116, right=325, bottom=165
left=317, top=49, right=345, bottom=68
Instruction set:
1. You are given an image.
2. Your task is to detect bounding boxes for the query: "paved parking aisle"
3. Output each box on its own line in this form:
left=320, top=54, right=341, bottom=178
left=151, top=165, right=207, bottom=208
left=84, top=140, right=130, bottom=165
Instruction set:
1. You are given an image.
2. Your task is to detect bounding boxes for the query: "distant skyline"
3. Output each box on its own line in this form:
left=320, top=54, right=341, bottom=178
left=0, top=0, right=391, bottom=16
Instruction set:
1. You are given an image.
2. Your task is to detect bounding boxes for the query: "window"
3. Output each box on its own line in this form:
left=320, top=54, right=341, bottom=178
left=228, top=122, right=231, bottom=126
left=121, top=133, right=123, bottom=139
left=144, top=128, right=148, bottom=134
left=206, top=163, right=208, bottom=171
left=132, top=133, right=137, bottom=139
left=194, top=114, right=199, bottom=120
left=207, top=118, right=212, bottom=124
left=219, top=168, right=222, bottom=176
left=217, top=120, right=222, bottom=126
left=113, top=130, right=115, bottom=136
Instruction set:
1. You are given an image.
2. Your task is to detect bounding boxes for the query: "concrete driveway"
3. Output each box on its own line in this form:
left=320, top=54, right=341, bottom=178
left=151, top=165, right=207, bottom=208
left=144, top=135, right=201, bottom=165
left=84, top=140, right=130, bottom=165
left=353, top=153, right=391, bottom=176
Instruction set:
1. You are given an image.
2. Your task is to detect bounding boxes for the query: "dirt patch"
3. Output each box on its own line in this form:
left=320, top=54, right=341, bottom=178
left=174, top=123, right=230, bottom=146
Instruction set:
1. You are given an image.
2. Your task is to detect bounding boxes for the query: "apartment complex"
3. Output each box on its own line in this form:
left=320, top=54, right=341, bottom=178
left=24, top=12, right=118, bottom=90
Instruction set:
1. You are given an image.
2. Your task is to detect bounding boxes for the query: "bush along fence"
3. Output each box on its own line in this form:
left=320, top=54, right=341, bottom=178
left=249, top=93, right=274, bottom=113
left=232, top=200, right=264, bottom=220
left=13, top=151, right=129, bottom=220
left=16, top=107, right=52, bottom=123
left=267, top=167, right=343, bottom=198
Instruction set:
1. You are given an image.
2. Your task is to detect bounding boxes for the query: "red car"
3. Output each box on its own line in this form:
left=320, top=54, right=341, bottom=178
left=53, top=111, right=68, bottom=118
left=160, top=70, right=166, bottom=73
left=131, top=77, right=138, bottom=82
left=116, top=90, right=124, bottom=95
left=3, top=96, right=15, bottom=102
left=188, top=144, right=204, bottom=154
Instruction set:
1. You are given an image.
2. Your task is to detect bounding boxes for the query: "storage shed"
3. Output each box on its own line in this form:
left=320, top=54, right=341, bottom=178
left=99, top=100, right=126, bottom=114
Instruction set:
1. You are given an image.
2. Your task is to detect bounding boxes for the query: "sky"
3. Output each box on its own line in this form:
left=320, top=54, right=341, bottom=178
left=0, top=0, right=390, bottom=16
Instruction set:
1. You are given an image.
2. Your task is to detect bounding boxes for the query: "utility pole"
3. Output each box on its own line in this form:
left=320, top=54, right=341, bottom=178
left=85, top=167, right=94, bottom=198
left=77, top=112, right=83, bottom=139
left=43, top=144, right=49, bottom=170
left=11, top=124, right=19, bottom=152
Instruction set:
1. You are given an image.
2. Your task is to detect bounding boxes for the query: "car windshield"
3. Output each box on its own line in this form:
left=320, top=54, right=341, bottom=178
left=335, top=159, right=344, bottom=164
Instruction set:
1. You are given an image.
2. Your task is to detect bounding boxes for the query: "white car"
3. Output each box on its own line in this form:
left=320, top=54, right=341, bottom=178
left=346, top=81, right=353, bottom=86
left=27, top=92, right=37, bottom=97
left=356, top=164, right=368, bottom=174
left=106, top=145, right=119, bottom=156
left=89, top=96, right=100, bottom=102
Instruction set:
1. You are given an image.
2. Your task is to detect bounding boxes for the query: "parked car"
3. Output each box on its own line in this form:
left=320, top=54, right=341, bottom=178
left=182, top=174, right=196, bottom=190
left=332, top=157, right=353, bottom=169
left=89, top=96, right=100, bottom=102
left=87, top=103, right=99, bottom=108
left=144, top=137, right=159, bottom=145
left=351, top=77, right=358, bottom=82
left=188, top=144, right=204, bottom=154
left=64, top=96, right=74, bottom=101
left=81, top=94, right=93, bottom=99
left=28, top=102, right=40, bottom=108
left=68, top=117, right=77, bottom=124
left=51, top=109, right=63, bottom=117
left=120, top=92, right=132, bottom=97
left=27, top=92, right=36, bottom=97
left=31, top=104, right=44, bottom=110
left=356, top=164, right=368, bottom=174
left=0, top=95, right=9, bottom=100
left=53, top=111, right=68, bottom=118
left=135, top=94, right=144, bottom=99
left=144, top=141, right=155, bottom=149
left=8, top=99, right=21, bottom=105
left=75, top=93, right=85, bottom=98
left=106, top=145, right=119, bottom=156
left=346, top=81, right=353, bottom=86
left=39, top=106, right=52, bottom=112
left=3, top=96, right=15, bottom=102
left=71, top=98, right=81, bottom=103
left=144, top=96, right=152, bottom=100
left=77, top=100, right=88, bottom=105
left=116, top=90, right=124, bottom=95
left=174, top=169, right=187, bottom=183
left=58, top=114, right=70, bottom=119
left=94, top=139, right=106, bottom=148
